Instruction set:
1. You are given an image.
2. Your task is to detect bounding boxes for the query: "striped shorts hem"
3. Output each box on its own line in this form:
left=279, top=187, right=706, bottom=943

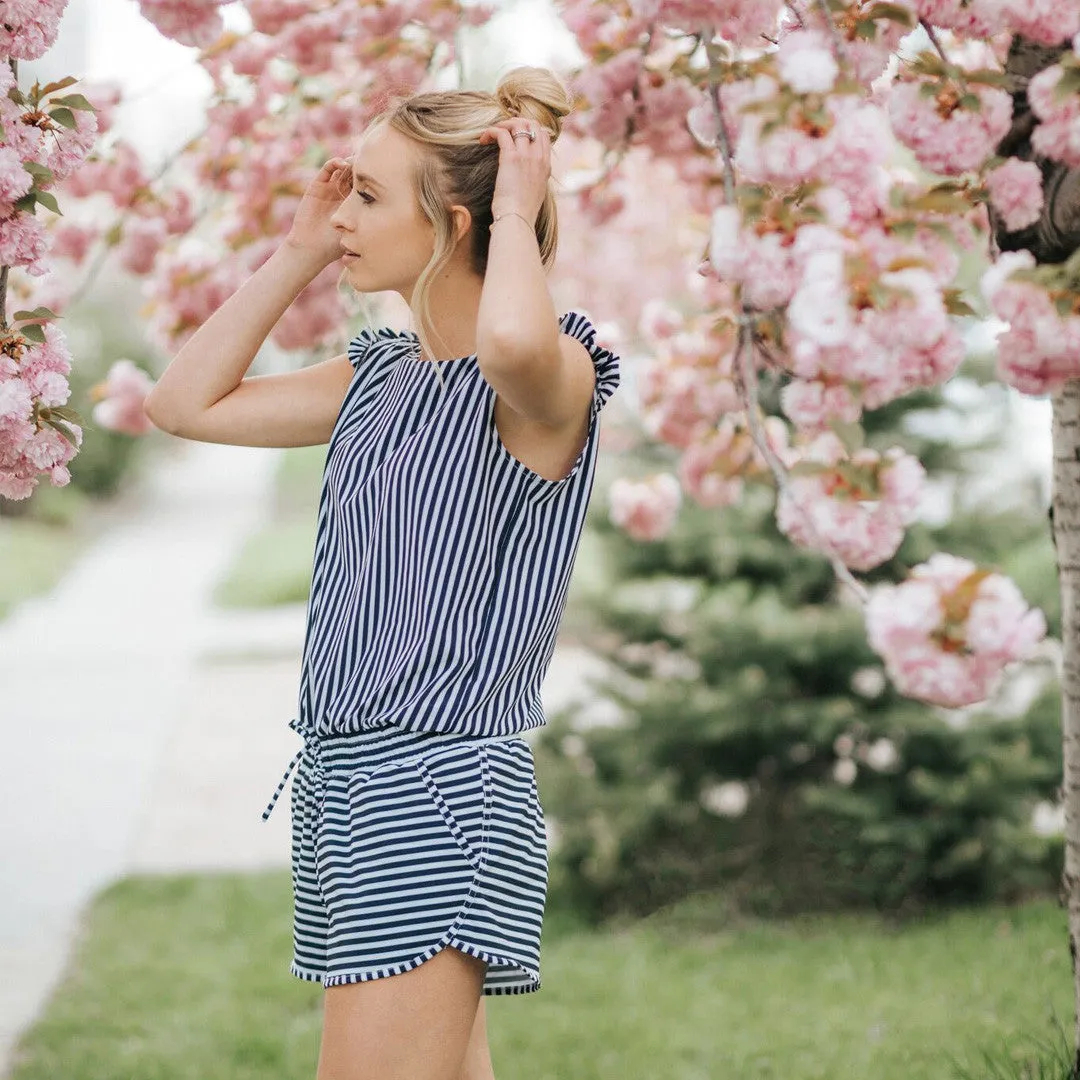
left=287, top=723, right=548, bottom=995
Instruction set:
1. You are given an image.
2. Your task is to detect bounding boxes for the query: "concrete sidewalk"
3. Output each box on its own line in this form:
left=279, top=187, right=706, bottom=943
left=0, top=439, right=282, bottom=1075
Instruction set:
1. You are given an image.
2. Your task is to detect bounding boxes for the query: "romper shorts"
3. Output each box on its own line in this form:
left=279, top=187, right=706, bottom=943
left=263, top=719, right=548, bottom=993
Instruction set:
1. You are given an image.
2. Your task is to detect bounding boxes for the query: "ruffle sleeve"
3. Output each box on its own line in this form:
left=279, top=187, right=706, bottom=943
left=487, top=309, right=622, bottom=504
left=558, top=310, right=621, bottom=422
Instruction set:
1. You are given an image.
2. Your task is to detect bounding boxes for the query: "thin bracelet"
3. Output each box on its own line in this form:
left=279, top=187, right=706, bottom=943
left=489, top=211, right=534, bottom=233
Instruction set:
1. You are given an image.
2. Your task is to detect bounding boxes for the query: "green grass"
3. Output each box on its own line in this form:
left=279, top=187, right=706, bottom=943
left=8, top=873, right=1073, bottom=1080
left=0, top=517, right=86, bottom=621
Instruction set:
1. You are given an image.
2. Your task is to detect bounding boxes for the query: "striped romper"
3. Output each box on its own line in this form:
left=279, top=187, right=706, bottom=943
left=262, top=310, right=621, bottom=994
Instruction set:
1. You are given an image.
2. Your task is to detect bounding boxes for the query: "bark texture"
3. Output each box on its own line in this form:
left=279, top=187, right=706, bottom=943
left=1052, top=384, right=1080, bottom=1075
left=997, top=36, right=1080, bottom=1072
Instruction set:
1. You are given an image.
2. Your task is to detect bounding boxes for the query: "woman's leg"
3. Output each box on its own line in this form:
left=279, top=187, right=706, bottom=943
left=316, top=945, right=487, bottom=1080
left=457, top=996, right=496, bottom=1080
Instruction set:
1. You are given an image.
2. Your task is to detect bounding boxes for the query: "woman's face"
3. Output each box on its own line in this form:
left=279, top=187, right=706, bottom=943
left=331, top=123, right=438, bottom=300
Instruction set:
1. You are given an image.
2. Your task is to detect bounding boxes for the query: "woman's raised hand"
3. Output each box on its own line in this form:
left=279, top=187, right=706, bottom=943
left=285, top=156, right=353, bottom=270
left=478, top=119, right=551, bottom=227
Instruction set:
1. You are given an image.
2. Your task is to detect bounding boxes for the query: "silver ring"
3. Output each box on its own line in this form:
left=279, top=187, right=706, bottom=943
left=512, top=128, right=536, bottom=142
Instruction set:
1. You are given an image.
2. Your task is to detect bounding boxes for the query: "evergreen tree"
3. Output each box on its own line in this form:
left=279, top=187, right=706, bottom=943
left=539, top=357, right=1064, bottom=925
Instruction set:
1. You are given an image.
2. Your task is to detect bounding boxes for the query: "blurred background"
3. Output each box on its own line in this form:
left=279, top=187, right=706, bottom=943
left=0, top=2, right=1071, bottom=1079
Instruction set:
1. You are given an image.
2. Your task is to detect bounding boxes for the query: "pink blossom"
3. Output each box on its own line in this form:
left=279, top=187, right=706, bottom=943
left=246, top=0, right=314, bottom=35
left=639, top=328, right=741, bottom=448
left=776, top=436, right=925, bottom=570
left=655, top=0, right=782, bottom=43
left=0, top=376, right=35, bottom=422
left=986, top=158, right=1044, bottom=232
left=0, top=214, right=49, bottom=275
left=137, top=0, right=224, bottom=48
left=775, top=29, right=839, bottom=94
left=888, top=78, right=1012, bottom=174
left=780, top=379, right=862, bottom=429
left=609, top=473, right=682, bottom=542
left=269, top=263, right=347, bottom=351
left=675, top=416, right=787, bottom=509
left=0, top=0, right=67, bottom=60
left=639, top=300, right=684, bottom=341
left=119, top=216, right=168, bottom=275
left=63, top=141, right=148, bottom=208
left=981, top=250, right=1080, bottom=394
left=50, top=222, right=99, bottom=265
left=1029, top=64, right=1080, bottom=168
left=43, top=103, right=99, bottom=183
left=866, top=554, right=1046, bottom=707
left=0, top=147, right=33, bottom=216
left=998, top=0, right=1080, bottom=45
left=91, top=360, right=157, bottom=436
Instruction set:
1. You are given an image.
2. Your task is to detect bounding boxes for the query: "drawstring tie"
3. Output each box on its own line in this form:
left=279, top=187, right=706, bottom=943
left=263, top=716, right=323, bottom=822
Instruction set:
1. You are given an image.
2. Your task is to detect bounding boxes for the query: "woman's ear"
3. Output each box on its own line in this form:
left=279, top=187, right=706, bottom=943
left=449, top=204, right=472, bottom=245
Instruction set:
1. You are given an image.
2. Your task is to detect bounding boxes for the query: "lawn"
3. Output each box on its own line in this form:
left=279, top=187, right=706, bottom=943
left=0, top=517, right=87, bottom=622
left=8, top=873, right=1072, bottom=1080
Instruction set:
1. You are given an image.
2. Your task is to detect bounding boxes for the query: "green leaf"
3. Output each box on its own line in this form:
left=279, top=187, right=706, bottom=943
left=44, top=417, right=81, bottom=447
left=35, top=190, right=61, bottom=215
left=943, top=289, right=977, bottom=317
left=13, top=193, right=36, bottom=213
left=13, top=306, right=59, bottom=321
left=48, top=405, right=85, bottom=424
left=22, top=161, right=54, bottom=182
left=958, top=93, right=982, bottom=112
left=907, top=190, right=972, bottom=215
left=862, top=1, right=916, bottom=25
left=788, top=461, right=828, bottom=479
left=21, top=324, right=46, bottom=344
left=49, top=107, right=77, bottom=130
left=909, top=51, right=948, bottom=78
left=38, top=76, right=78, bottom=96
left=1054, top=67, right=1080, bottom=103
left=854, top=19, right=878, bottom=40
left=829, top=419, right=866, bottom=455
left=49, top=93, right=95, bottom=111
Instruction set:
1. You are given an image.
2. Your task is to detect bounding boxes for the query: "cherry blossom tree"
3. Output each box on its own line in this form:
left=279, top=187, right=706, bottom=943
left=4, top=0, right=1080, bottom=1056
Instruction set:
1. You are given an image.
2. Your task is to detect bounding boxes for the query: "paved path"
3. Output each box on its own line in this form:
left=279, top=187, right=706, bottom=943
left=0, top=439, right=610, bottom=1076
left=0, top=439, right=281, bottom=1075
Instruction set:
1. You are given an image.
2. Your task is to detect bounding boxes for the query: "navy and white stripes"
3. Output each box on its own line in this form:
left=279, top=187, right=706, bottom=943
left=296, top=310, right=621, bottom=741
left=270, top=310, right=620, bottom=994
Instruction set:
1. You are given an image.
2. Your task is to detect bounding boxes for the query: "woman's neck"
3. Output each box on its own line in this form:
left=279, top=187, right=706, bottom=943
left=403, top=265, right=484, bottom=362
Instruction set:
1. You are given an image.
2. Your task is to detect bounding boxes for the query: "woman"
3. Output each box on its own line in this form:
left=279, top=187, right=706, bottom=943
left=144, top=65, right=620, bottom=1080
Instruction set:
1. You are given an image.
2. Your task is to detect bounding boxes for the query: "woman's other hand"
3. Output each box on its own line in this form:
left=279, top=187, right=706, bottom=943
left=285, top=156, right=353, bottom=269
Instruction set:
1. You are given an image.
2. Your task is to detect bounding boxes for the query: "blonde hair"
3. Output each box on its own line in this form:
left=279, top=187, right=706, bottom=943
left=371, top=66, right=573, bottom=372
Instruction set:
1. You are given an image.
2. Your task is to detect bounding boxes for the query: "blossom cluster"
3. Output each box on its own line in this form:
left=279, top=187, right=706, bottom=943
left=865, top=554, right=1047, bottom=707
left=981, top=251, right=1080, bottom=395
left=775, top=433, right=926, bottom=571
left=0, top=16, right=100, bottom=497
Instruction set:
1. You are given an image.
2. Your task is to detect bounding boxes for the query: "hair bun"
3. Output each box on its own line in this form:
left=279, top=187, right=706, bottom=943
left=495, top=66, right=573, bottom=139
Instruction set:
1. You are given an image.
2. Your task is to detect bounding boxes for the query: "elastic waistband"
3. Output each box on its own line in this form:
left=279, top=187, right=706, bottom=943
left=314, top=723, right=528, bottom=772
left=261, top=719, right=529, bottom=823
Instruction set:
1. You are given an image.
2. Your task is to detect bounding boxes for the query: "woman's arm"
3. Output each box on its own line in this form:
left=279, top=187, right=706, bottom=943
left=144, top=242, right=329, bottom=432
left=144, top=157, right=355, bottom=447
left=474, top=122, right=595, bottom=430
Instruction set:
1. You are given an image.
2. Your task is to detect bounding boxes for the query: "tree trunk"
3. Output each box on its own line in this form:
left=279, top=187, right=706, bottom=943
left=996, top=37, right=1080, bottom=1070
left=1052, top=384, right=1080, bottom=1074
